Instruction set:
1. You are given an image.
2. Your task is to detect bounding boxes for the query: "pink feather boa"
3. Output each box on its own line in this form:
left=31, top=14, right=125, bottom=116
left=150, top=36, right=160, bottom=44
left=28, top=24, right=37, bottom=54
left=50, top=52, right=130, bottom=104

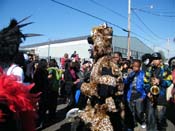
left=0, top=74, right=40, bottom=130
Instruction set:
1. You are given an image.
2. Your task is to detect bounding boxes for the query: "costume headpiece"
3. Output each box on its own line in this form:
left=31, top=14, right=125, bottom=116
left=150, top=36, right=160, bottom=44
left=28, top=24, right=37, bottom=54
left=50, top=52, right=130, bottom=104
left=0, top=17, right=41, bottom=130
left=89, top=23, right=113, bottom=60
left=0, top=16, right=42, bottom=64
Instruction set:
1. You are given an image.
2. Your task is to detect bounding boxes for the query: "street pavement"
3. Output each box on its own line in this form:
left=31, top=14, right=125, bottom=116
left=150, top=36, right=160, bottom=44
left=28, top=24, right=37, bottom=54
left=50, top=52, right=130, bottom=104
left=38, top=99, right=175, bottom=131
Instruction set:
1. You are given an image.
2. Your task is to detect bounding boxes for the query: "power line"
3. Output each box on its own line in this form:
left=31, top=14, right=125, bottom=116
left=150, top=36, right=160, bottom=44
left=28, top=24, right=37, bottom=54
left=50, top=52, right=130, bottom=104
left=90, top=0, right=165, bottom=45
left=132, top=9, right=166, bottom=40
left=89, top=0, right=158, bottom=42
left=132, top=19, right=158, bottom=41
left=144, top=8, right=175, bottom=14
left=132, top=8, right=175, bottom=18
left=131, top=31, right=155, bottom=44
left=153, top=11, right=175, bottom=14
left=50, top=0, right=157, bottom=47
left=89, top=0, right=127, bottom=19
left=51, top=0, right=126, bottom=31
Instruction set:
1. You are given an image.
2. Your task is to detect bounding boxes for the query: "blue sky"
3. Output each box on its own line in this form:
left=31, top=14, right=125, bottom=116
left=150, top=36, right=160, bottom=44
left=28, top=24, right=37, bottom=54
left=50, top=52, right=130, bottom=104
left=1, top=0, right=175, bottom=57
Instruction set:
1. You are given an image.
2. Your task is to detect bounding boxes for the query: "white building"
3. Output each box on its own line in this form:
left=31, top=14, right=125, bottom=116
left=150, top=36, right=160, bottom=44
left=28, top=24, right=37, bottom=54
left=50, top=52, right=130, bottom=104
left=20, top=35, right=153, bottom=60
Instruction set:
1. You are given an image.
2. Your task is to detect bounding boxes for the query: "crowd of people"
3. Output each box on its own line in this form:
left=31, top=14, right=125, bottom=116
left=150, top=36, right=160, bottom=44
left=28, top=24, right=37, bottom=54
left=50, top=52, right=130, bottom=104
left=0, top=46, right=93, bottom=130
left=111, top=51, right=175, bottom=131
left=65, top=50, right=175, bottom=131
left=0, top=19, right=175, bottom=131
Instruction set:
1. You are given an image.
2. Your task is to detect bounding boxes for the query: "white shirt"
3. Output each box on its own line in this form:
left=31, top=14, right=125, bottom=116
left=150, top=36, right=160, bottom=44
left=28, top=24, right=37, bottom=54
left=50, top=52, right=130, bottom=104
left=6, top=64, right=24, bottom=83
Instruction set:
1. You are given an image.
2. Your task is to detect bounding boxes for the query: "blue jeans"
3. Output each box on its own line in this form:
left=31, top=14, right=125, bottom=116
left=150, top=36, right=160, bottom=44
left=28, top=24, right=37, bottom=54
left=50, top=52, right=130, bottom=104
left=146, top=100, right=167, bottom=131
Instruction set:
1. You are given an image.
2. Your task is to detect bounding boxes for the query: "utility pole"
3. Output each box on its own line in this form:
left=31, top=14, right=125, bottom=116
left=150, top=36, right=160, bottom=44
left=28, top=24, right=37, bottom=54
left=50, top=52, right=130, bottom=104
left=127, top=0, right=131, bottom=60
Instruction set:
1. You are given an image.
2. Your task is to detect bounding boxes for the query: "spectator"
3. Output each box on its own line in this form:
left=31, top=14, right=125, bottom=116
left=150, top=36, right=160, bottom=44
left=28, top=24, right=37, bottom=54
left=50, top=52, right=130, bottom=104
left=121, top=60, right=131, bottom=79
left=47, top=59, right=61, bottom=120
left=31, top=59, right=49, bottom=128
left=124, top=60, right=146, bottom=130
left=166, top=57, right=175, bottom=125
left=60, top=53, right=69, bottom=69
left=141, top=53, right=153, bottom=73
left=71, top=51, right=77, bottom=58
left=75, top=60, right=91, bottom=109
left=6, top=52, right=25, bottom=83
left=112, top=51, right=123, bottom=68
left=64, top=60, right=80, bottom=109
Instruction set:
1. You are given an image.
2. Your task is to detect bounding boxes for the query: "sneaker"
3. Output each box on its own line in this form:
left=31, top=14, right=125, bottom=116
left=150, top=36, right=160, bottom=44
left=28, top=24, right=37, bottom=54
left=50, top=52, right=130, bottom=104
left=141, top=123, right=146, bottom=129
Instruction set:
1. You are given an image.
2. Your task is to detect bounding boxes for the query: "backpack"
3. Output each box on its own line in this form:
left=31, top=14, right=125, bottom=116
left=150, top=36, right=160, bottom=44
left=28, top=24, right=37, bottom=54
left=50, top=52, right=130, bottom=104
left=48, top=67, right=62, bottom=92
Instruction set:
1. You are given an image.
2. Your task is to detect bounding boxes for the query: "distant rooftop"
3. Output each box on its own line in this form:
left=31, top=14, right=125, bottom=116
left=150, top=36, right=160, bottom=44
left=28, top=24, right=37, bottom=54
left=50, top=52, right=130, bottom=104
left=20, top=35, right=152, bottom=52
left=21, top=35, right=89, bottom=48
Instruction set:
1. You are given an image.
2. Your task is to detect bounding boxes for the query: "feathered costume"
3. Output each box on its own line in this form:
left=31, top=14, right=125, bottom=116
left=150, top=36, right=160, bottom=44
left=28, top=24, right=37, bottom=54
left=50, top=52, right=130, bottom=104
left=67, top=24, right=124, bottom=131
left=0, top=16, right=41, bottom=68
left=0, top=18, right=40, bottom=131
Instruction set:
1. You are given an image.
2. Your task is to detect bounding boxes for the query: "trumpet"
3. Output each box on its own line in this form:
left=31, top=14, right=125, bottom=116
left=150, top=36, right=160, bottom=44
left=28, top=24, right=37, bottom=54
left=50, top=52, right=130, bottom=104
left=150, top=85, right=160, bottom=96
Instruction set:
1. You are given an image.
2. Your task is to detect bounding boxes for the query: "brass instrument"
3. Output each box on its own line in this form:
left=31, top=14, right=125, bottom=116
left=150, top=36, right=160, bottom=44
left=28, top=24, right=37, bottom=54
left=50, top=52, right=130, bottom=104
left=150, top=85, right=160, bottom=96
left=150, top=77, right=160, bottom=106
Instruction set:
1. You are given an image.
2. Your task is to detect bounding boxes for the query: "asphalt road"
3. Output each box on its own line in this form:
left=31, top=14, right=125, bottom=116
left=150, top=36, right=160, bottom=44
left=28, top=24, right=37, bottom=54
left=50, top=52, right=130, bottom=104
left=38, top=99, right=175, bottom=131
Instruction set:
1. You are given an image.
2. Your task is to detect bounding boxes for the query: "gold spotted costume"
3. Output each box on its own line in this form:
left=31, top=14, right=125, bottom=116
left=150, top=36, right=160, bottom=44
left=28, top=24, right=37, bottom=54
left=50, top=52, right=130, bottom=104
left=78, top=24, right=124, bottom=131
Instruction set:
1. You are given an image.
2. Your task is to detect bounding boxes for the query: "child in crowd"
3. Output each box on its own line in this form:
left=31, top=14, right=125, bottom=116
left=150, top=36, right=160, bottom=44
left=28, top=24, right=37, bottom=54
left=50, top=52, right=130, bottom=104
left=124, top=59, right=146, bottom=130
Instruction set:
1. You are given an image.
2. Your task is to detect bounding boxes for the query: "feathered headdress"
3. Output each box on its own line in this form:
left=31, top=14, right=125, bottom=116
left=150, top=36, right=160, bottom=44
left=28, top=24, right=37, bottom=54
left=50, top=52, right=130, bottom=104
left=0, top=17, right=41, bottom=130
left=0, top=16, right=42, bottom=64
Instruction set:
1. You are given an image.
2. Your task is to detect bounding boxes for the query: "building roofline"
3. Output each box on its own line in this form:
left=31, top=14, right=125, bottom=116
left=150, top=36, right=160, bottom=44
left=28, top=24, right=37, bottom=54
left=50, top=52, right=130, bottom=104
left=131, top=36, right=153, bottom=51
left=21, top=35, right=89, bottom=48
left=20, top=35, right=152, bottom=51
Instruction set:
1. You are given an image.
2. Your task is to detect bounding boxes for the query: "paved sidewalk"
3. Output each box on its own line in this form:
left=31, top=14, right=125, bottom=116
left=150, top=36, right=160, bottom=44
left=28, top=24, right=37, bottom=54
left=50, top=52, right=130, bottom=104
left=40, top=104, right=175, bottom=131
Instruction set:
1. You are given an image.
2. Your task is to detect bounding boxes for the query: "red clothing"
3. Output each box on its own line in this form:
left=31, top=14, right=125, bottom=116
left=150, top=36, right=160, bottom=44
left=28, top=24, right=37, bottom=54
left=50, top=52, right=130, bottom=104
left=61, top=57, right=66, bottom=69
left=0, top=75, right=39, bottom=131
left=69, top=69, right=76, bottom=79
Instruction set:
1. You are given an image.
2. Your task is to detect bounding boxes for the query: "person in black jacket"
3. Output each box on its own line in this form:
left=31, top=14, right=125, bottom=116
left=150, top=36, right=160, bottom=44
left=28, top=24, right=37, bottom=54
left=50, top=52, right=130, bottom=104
left=31, top=59, right=49, bottom=128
